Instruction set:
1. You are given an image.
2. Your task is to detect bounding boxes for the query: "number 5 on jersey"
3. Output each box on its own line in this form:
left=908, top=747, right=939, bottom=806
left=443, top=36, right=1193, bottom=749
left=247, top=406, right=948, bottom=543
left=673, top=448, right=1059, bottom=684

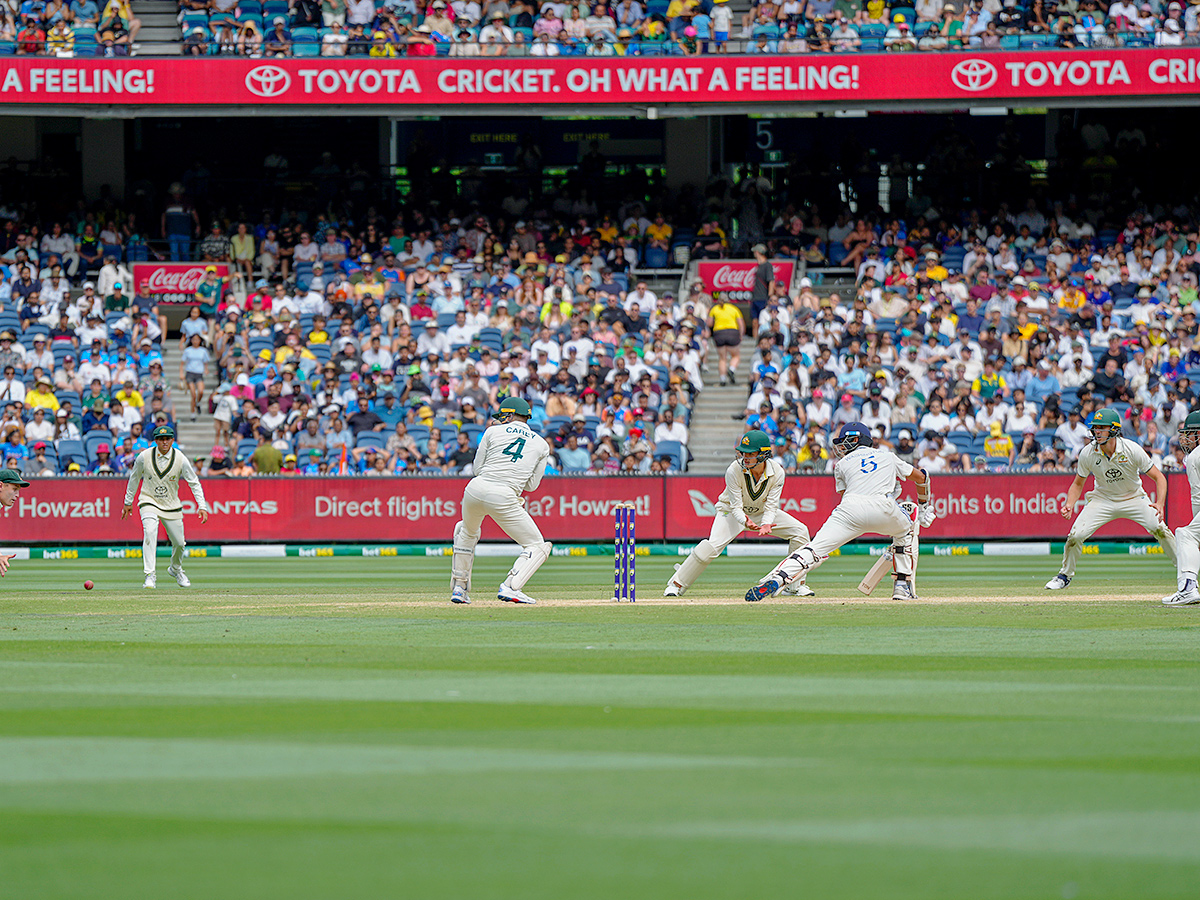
left=860, top=456, right=878, bottom=473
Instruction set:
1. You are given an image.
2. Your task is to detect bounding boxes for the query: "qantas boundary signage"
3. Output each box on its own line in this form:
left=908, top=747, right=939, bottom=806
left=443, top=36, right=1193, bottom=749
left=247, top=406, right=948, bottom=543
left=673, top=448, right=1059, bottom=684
left=0, top=49, right=1199, bottom=107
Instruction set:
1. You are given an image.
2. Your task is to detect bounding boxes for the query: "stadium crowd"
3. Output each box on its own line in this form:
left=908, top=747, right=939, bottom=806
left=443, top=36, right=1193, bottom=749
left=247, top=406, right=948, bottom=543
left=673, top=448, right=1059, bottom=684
left=5, top=0, right=1200, bottom=55
left=0, top=199, right=706, bottom=478
left=740, top=205, right=1200, bottom=475
left=174, top=0, right=1200, bottom=56
left=4, top=175, right=1200, bottom=480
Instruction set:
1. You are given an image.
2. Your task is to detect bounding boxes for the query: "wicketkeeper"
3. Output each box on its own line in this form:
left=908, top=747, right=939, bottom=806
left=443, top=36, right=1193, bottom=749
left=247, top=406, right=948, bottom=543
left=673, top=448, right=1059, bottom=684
left=665, top=430, right=814, bottom=598
left=1045, top=407, right=1175, bottom=591
left=121, top=425, right=209, bottom=588
left=450, top=397, right=552, bottom=606
left=746, top=422, right=933, bottom=602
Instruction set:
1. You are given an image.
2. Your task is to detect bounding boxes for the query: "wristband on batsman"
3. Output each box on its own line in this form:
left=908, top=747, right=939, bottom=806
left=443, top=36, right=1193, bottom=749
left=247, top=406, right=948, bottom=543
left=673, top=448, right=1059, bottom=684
left=917, top=468, right=932, bottom=505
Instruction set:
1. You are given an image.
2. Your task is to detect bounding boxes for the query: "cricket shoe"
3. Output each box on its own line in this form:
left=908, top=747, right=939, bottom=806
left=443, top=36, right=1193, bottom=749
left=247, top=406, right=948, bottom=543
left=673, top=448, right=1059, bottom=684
left=779, top=582, right=815, bottom=597
left=1162, top=580, right=1200, bottom=606
left=663, top=564, right=685, bottom=598
left=1045, top=573, right=1072, bottom=590
left=450, top=585, right=471, bottom=605
left=167, top=565, right=191, bottom=587
left=497, top=584, right=537, bottom=604
left=892, top=579, right=917, bottom=601
left=745, top=578, right=780, bottom=602
left=142, top=573, right=156, bottom=589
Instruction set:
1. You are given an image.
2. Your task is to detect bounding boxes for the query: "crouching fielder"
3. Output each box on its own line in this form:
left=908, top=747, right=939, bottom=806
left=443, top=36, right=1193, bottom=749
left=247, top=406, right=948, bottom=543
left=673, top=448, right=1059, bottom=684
left=1045, top=407, right=1175, bottom=591
left=665, top=430, right=814, bottom=598
left=745, top=422, right=933, bottom=602
left=451, top=397, right=552, bottom=605
left=1164, top=411, right=1200, bottom=606
left=121, top=425, right=209, bottom=588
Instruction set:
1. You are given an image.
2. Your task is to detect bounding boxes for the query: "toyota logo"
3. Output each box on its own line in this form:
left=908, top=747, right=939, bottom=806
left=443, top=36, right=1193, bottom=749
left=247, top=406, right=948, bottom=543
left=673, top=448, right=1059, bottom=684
left=950, top=59, right=998, bottom=92
left=245, top=65, right=291, bottom=98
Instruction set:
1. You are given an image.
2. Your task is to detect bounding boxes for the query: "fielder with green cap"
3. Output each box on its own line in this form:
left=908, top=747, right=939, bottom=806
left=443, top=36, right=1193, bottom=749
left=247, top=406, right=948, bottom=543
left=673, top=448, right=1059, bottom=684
left=664, top=430, right=814, bottom=598
left=120, top=425, right=210, bottom=589
left=449, top=397, right=552, bottom=605
left=1045, top=407, right=1175, bottom=590
left=0, top=468, right=30, bottom=576
left=1163, top=410, right=1200, bottom=606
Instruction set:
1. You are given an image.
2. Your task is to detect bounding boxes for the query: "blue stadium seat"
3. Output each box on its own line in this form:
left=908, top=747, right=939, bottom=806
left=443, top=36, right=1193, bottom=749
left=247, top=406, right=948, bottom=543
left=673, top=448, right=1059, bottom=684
left=654, top=440, right=686, bottom=471
left=461, top=423, right=485, bottom=447
left=355, top=433, right=386, bottom=451
left=83, top=431, right=113, bottom=460
left=941, top=246, right=967, bottom=272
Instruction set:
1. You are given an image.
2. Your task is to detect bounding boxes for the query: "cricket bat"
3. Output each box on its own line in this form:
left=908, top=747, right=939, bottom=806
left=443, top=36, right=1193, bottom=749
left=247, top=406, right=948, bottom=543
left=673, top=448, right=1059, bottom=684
left=857, top=502, right=920, bottom=595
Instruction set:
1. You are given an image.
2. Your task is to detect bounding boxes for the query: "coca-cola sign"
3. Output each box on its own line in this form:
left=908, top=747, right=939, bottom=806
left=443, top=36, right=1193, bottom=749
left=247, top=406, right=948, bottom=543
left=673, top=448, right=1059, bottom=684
left=132, top=262, right=230, bottom=304
left=696, top=261, right=795, bottom=301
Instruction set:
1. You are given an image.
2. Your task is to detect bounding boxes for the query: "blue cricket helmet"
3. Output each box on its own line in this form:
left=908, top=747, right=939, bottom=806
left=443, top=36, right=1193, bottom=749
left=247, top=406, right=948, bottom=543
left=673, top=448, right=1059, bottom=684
left=832, top=421, right=874, bottom=458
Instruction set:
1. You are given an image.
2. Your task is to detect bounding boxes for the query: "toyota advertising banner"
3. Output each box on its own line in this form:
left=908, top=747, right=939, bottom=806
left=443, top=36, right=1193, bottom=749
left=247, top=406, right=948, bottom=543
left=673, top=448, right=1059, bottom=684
left=0, top=49, right=1198, bottom=107
left=131, top=262, right=233, bottom=304
left=695, top=261, right=795, bottom=300
left=0, top=474, right=1182, bottom=544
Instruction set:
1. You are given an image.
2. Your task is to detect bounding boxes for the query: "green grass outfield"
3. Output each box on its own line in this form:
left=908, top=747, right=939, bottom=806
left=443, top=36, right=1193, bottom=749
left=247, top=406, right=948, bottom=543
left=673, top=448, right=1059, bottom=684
left=2, top=554, right=1199, bottom=899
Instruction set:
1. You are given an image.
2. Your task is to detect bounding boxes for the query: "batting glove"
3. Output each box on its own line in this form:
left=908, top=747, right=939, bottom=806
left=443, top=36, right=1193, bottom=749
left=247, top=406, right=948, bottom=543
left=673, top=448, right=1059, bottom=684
left=917, top=503, right=936, bottom=528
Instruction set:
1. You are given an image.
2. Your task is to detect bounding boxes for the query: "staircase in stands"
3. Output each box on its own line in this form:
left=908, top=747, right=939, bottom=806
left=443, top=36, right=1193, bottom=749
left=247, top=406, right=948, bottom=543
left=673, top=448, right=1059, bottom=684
left=132, top=0, right=183, bottom=55
left=685, top=333, right=755, bottom=474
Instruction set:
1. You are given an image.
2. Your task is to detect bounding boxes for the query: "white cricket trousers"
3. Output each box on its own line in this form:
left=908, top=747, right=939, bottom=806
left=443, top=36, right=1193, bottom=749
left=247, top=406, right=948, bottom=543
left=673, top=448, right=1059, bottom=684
left=1060, top=494, right=1176, bottom=577
left=142, top=510, right=186, bottom=575
left=671, top=509, right=809, bottom=591
left=460, top=479, right=545, bottom=548
left=773, top=495, right=913, bottom=583
left=807, top=496, right=914, bottom=557
left=1175, top=509, right=1200, bottom=585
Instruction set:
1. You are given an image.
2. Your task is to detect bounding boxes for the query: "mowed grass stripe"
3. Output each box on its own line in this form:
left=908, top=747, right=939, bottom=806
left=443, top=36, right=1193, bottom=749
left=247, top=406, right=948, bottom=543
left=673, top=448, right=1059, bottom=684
left=1, top=555, right=1198, bottom=898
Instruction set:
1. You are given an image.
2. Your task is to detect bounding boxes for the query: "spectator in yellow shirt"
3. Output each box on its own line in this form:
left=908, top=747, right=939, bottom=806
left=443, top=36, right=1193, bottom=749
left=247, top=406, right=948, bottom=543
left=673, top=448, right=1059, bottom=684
left=983, top=421, right=1014, bottom=461
left=26, top=379, right=61, bottom=413
left=645, top=213, right=674, bottom=251
left=971, top=359, right=1007, bottom=399
left=114, top=379, right=145, bottom=413
left=1058, top=280, right=1087, bottom=313
left=100, top=0, right=141, bottom=42
left=707, top=294, right=745, bottom=385
left=923, top=251, right=948, bottom=282
left=597, top=217, right=619, bottom=244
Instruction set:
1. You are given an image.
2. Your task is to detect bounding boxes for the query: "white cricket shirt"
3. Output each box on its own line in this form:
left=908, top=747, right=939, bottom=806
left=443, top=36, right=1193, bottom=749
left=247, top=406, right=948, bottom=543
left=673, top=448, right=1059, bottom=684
left=123, top=447, right=208, bottom=521
left=834, top=446, right=914, bottom=498
left=472, top=421, right=551, bottom=494
left=1185, top=446, right=1200, bottom=515
left=1076, top=437, right=1152, bottom=502
left=717, top=458, right=786, bottom=528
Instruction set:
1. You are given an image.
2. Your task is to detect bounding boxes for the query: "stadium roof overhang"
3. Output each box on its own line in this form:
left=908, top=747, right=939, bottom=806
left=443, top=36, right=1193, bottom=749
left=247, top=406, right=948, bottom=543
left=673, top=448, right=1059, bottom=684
left=2, top=49, right=1199, bottom=118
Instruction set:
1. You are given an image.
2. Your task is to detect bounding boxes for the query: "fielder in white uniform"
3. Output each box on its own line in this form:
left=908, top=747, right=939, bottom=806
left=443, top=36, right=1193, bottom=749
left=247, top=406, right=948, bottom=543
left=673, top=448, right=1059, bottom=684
left=121, top=425, right=209, bottom=588
left=1045, top=407, right=1175, bottom=590
left=664, top=430, right=814, bottom=598
left=0, top=467, right=30, bottom=576
left=746, top=421, right=933, bottom=602
left=451, top=397, right=552, bottom=605
left=1162, top=411, right=1200, bottom=606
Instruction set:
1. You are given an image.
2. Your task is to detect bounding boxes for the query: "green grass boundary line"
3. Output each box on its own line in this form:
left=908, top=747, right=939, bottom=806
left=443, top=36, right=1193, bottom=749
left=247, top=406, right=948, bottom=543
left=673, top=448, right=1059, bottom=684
left=0, top=542, right=1172, bottom=561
